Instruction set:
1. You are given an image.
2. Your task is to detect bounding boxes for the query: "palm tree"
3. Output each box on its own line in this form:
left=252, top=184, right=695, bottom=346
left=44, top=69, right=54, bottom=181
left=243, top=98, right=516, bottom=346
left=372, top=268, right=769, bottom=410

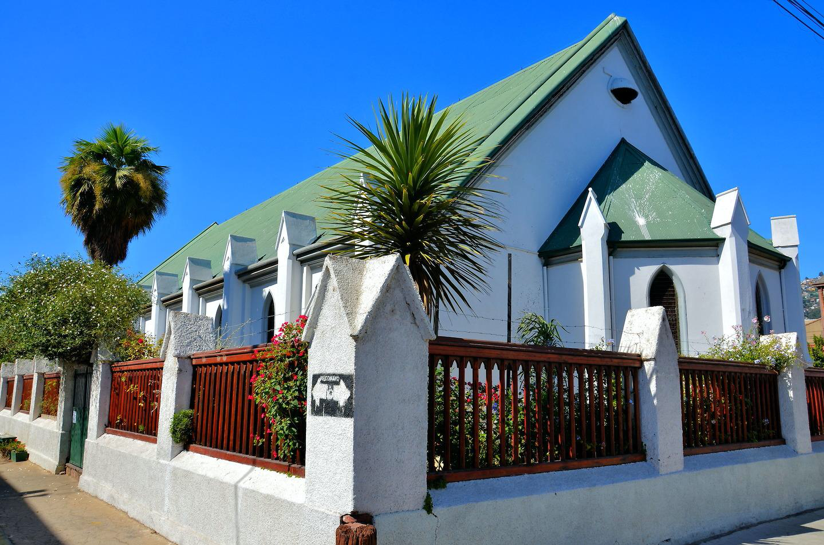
left=59, top=123, right=168, bottom=265
left=322, top=95, right=502, bottom=316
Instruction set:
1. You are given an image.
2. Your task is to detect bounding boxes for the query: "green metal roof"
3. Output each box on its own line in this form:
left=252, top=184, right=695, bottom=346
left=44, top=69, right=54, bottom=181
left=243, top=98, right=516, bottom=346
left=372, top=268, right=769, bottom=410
left=539, top=139, right=786, bottom=260
left=139, top=14, right=632, bottom=288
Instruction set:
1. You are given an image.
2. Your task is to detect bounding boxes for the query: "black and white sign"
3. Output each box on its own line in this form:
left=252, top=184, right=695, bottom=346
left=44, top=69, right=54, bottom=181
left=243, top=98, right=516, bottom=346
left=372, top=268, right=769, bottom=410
left=311, top=374, right=353, bottom=418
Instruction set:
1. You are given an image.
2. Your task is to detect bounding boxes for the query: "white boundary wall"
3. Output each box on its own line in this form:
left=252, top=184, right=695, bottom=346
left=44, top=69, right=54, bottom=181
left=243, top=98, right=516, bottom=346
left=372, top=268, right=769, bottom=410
left=74, top=257, right=823, bottom=545
left=0, top=358, right=71, bottom=473
left=376, top=444, right=824, bottom=545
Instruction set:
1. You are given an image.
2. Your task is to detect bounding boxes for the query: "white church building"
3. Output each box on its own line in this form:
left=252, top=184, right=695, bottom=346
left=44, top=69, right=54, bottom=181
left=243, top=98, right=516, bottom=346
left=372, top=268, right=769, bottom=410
left=138, top=14, right=809, bottom=357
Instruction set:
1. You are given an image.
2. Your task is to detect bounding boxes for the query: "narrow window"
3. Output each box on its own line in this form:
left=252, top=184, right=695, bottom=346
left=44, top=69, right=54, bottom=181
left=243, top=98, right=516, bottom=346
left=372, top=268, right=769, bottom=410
left=649, top=270, right=680, bottom=350
left=755, top=280, right=770, bottom=335
left=265, top=295, right=276, bottom=342
left=214, top=305, right=223, bottom=339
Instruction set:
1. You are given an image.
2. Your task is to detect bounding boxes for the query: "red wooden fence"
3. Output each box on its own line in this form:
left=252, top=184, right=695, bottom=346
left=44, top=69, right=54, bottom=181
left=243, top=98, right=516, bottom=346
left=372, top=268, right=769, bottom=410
left=18, top=375, right=34, bottom=413
left=190, top=346, right=304, bottom=477
left=428, top=337, right=644, bottom=483
left=806, top=367, right=824, bottom=441
left=3, top=378, right=12, bottom=409
left=41, top=373, right=60, bottom=417
left=679, top=357, right=783, bottom=454
left=107, top=359, right=164, bottom=442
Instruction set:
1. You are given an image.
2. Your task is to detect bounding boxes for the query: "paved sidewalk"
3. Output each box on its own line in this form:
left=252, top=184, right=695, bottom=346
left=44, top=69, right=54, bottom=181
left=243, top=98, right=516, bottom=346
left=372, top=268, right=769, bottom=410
left=700, top=508, right=824, bottom=544
left=0, top=458, right=170, bottom=545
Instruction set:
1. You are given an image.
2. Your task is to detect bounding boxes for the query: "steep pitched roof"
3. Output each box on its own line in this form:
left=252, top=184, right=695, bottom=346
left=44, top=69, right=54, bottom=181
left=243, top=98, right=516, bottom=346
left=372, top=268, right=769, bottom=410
left=139, top=14, right=639, bottom=288
left=539, top=139, right=787, bottom=260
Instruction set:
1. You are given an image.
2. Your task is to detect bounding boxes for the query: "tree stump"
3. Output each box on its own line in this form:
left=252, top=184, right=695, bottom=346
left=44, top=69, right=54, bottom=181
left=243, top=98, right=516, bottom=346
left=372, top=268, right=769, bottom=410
left=335, top=513, right=376, bottom=545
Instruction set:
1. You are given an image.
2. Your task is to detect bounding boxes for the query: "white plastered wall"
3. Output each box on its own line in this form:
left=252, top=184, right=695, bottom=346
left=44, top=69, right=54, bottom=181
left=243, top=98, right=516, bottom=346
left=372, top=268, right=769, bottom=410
left=545, top=260, right=586, bottom=348
left=750, top=262, right=785, bottom=333
left=611, top=253, right=723, bottom=356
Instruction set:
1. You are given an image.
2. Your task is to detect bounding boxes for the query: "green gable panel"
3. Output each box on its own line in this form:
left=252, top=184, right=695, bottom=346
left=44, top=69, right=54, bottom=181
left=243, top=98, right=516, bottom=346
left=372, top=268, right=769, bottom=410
left=539, top=139, right=785, bottom=260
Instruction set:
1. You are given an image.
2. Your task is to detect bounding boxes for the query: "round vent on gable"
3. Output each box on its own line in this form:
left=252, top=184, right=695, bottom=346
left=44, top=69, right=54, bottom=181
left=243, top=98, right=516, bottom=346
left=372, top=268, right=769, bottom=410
left=608, top=77, right=639, bottom=106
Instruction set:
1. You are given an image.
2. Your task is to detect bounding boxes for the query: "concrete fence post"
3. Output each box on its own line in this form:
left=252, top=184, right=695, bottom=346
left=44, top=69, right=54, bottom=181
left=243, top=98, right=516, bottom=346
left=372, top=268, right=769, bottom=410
left=156, top=311, right=216, bottom=461
left=11, top=359, right=35, bottom=415
left=763, top=332, right=812, bottom=454
left=618, top=307, right=684, bottom=474
left=0, top=363, right=13, bottom=409
left=87, top=350, right=114, bottom=441
left=29, top=372, right=44, bottom=422
left=302, top=254, right=435, bottom=518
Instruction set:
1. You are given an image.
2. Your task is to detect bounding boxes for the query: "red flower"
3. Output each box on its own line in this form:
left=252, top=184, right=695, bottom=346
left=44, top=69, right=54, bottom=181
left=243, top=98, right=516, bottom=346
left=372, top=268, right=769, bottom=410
left=137, top=338, right=144, bottom=344
left=247, top=395, right=253, bottom=400
left=279, top=390, right=283, bottom=394
left=292, top=374, right=297, bottom=380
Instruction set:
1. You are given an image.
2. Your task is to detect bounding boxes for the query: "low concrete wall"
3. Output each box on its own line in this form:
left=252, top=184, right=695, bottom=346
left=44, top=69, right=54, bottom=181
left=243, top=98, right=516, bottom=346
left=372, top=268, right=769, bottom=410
left=376, top=443, right=824, bottom=545
left=0, top=411, right=67, bottom=472
left=79, top=434, right=338, bottom=545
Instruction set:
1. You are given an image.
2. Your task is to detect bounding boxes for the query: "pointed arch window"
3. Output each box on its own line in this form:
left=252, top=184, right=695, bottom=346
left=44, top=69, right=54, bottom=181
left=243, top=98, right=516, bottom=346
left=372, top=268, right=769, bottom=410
left=755, top=278, right=771, bottom=335
left=214, top=305, right=223, bottom=339
left=649, top=269, right=680, bottom=350
left=265, top=294, right=276, bottom=342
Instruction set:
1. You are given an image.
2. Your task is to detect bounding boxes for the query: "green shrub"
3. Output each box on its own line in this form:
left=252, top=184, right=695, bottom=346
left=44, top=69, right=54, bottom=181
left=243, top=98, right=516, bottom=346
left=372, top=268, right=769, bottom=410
left=0, top=255, right=148, bottom=363
left=810, top=335, right=824, bottom=369
left=170, top=410, right=194, bottom=445
left=517, top=313, right=566, bottom=347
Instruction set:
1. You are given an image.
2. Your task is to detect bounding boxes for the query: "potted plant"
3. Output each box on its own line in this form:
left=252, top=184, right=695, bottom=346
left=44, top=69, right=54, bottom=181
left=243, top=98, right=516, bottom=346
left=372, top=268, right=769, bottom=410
left=1, top=440, right=28, bottom=462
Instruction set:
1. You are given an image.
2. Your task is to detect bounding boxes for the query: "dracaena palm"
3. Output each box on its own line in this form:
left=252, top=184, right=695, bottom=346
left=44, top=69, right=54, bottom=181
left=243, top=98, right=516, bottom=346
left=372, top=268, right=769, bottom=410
left=59, top=123, right=169, bottom=266
left=322, top=95, right=502, bottom=316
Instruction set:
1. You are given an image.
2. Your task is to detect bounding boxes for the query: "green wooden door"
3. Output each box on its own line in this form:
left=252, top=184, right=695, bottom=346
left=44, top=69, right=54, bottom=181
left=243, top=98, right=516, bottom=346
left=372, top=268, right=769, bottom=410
left=68, top=369, right=92, bottom=468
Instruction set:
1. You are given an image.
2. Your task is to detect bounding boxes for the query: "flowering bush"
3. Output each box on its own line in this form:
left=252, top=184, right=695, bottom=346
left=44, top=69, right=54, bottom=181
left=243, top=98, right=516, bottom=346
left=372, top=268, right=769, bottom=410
left=0, top=440, right=26, bottom=458
left=702, top=317, right=798, bottom=373
left=115, top=329, right=162, bottom=361
left=0, top=255, right=148, bottom=363
left=251, top=316, right=309, bottom=462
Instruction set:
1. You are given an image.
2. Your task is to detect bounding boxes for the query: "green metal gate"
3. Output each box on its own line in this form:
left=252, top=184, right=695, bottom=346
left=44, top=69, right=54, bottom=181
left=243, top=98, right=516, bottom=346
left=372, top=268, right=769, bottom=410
left=68, top=368, right=92, bottom=468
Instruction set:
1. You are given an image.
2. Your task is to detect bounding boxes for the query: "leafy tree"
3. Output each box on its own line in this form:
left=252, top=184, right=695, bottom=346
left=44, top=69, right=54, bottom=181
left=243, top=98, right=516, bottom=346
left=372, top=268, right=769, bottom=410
left=0, top=255, right=149, bottom=363
left=810, top=335, right=824, bottom=369
left=322, top=95, right=501, bottom=315
left=59, top=123, right=168, bottom=265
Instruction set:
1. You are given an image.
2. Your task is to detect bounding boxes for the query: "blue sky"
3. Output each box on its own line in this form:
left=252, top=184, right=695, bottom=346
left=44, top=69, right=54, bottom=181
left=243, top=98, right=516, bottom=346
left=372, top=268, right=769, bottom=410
left=1, top=1, right=822, bottom=280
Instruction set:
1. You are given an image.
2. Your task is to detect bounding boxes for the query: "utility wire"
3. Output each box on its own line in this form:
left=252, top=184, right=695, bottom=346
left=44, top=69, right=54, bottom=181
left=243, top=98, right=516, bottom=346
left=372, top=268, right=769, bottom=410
left=771, top=0, right=824, bottom=40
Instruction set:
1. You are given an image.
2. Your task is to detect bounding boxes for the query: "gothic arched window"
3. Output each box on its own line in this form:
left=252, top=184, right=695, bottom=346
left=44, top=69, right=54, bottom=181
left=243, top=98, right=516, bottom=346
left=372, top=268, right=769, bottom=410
left=649, top=269, right=680, bottom=350
left=265, top=294, right=276, bottom=342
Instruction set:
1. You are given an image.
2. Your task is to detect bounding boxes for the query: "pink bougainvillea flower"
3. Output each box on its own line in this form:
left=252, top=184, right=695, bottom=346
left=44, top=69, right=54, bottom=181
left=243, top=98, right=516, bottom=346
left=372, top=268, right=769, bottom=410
left=248, top=395, right=253, bottom=400
left=292, top=374, right=297, bottom=380
left=137, top=338, right=144, bottom=344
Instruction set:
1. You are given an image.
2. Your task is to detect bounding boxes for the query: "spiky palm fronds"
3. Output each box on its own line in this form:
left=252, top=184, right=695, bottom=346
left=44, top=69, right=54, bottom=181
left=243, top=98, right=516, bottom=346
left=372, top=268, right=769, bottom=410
left=322, top=94, right=502, bottom=315
left=517, top=313, right=566, bottom=347
left=59, top=123, right=168, bottom=265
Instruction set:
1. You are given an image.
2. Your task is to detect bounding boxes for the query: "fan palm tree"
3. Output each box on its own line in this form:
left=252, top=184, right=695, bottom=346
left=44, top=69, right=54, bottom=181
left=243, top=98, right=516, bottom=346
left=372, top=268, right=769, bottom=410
left=59, top=123, right=168, bottom=265
left=322, top=95, right=502, bottom=316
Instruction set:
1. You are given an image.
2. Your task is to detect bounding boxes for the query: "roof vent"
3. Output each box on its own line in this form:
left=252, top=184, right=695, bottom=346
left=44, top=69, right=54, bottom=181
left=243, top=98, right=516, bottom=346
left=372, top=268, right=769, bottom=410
left=609, top=77, right=639, bottom=106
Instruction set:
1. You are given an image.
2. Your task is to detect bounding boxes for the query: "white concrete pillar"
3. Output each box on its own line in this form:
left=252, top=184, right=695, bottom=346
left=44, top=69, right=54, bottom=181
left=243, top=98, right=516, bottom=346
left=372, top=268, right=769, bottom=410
left=156, top=311, right=216, bottom=461
left=0, top=363, right=13, bottom=410
left=711, top=188, right=752, bottom=334
left=55, top=361, right=75, bottom=468
left=150, top=272, right=179, bottom=340
left=275, top=211, right=317, bottom=325
left=762, top=332, right=812, bottom=454
left=182, top=258, right=213, bottom=315
left=618, top=306, right=684, bottom=474
left=12, top=359, right=34, bottom=415
left=303, top=254, right=435, bottom=516
left=29, top=374, right=44, bottom=421
left=771, top=216, right=810, bottom=361
left=87, top=350, right=114, bottom=441
left=221, top=235, right=258, bottom=347
left=579, top=189, right=612, bottom=348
